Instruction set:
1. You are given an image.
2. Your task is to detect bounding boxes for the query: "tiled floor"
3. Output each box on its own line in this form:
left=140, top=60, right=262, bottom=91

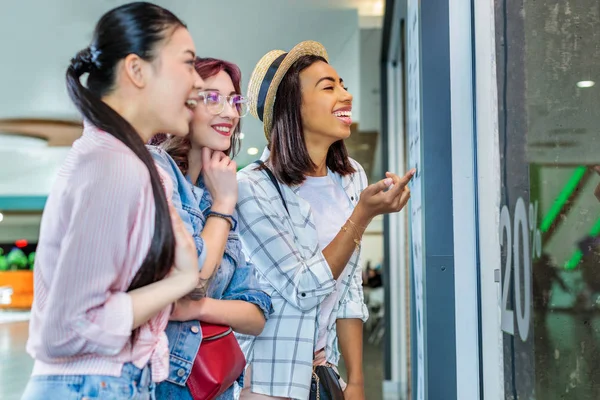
left=0, top=321, right=33, bottom=400
left=0, top=319, right=385, bottom=400
left=4, top=313, right=598, bottom=399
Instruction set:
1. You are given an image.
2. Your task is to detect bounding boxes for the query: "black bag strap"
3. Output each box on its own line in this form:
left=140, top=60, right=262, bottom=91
left=255, top=160, right=289, bottom=215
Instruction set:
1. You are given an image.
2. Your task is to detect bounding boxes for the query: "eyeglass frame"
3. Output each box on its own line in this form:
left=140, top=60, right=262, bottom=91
left=197, top=90, right=250, bottom=117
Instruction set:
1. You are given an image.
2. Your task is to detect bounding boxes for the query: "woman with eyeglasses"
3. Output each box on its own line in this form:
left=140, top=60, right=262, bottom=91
left=148, top=58, right=272, bottom=400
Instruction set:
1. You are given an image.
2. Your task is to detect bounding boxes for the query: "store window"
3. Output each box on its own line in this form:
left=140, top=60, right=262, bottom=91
left=495, top=1, right=600, bottom=398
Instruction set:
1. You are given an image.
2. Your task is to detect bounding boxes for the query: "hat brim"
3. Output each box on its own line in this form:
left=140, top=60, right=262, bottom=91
left=248, top=41, right=329, bottom=139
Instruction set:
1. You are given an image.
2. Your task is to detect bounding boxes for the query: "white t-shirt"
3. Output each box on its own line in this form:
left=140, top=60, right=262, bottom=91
left=297, top=171, right=353, bottom=351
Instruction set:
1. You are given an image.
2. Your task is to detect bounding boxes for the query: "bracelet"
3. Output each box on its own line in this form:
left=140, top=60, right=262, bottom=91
left=347, top=218, right=367, bottom=231
left=207, top=211, right=237, bottom=231
left=341, top=218, right=366, bottom=250
left=341, top=225, right=362, bottom=250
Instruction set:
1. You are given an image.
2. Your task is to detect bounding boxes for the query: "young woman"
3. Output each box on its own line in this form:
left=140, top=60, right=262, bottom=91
left=148, top=58, right=272, bottom=400
left=236, top=41, right=415, bottom=400
left=23, top=3, right=204, bottom=399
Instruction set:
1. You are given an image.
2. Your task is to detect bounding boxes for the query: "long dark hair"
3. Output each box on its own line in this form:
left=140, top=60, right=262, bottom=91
left=66, top=2, right=185, bottom=291
left=268, top=55, right=355, bottom=186
left=150, top=57, right=243, bottom=176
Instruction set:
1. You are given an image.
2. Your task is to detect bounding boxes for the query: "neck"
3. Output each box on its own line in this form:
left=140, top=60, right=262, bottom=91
left=102, top=94, right=152, bottom=142
left=187, top=146, right=203, bottom=184
left=305, top=138, right=330, bottom=177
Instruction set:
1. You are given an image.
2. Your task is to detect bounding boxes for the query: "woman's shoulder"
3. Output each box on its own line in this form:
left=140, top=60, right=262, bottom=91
left=147, top=144, right=174, bottom=165
left=147, top=145, right=183, bottom=178
left=343, top=157, right=368, bottom=188
left=237, top=161, right=263, bottom=180
left=237, top=162, right=270, bottom=188
left=237, top=162, right=278, bottom=202
left=71, top=141, right=150, bottom=188
left=347, top=157, right=365, bottom=175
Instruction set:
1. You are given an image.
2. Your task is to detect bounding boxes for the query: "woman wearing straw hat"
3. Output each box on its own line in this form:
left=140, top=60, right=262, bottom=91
left=235, top=41, right=415, bottom=400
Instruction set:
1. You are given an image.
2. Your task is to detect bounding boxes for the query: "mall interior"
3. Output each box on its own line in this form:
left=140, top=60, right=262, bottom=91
left=1, top=0, right=599, bottom=399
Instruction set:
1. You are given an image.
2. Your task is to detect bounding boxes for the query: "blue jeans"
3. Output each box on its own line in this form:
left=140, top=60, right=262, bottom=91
left=156, top=380, right=236, bottom=400
left=21, top=363, right=155, bottom=400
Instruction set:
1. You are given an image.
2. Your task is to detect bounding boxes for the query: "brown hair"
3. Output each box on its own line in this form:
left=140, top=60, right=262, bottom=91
left=151, top=57, right=242, bottom=176
left=266, top=55, right=355, bottom=186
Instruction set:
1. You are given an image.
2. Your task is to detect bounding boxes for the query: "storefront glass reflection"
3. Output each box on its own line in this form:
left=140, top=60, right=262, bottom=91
left=495, top=0, right=600, bottom=398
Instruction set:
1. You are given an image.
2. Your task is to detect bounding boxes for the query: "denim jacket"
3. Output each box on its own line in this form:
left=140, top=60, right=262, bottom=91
left=148, top=146, right=273, bottom=400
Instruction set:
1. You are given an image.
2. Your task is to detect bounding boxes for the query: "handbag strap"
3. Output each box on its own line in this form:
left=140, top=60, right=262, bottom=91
left=255, top=160, right=290, bottom=215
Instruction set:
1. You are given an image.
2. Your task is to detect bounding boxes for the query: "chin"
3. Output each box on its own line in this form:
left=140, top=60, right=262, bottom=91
left=207, top=139, right=231, bottom=153
left=166, top=121, right=190, bottom=137
left=338, top=128, right=352, bottom=140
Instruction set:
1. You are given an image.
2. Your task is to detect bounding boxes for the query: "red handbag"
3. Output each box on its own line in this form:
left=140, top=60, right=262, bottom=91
left=186, top=323, right=246, bottom=400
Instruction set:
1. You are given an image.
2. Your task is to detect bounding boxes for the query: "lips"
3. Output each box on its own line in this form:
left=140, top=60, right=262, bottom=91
left=185, top=98, right=199, bottom=119
left=333, top=109, right=352, bottom=125
left=185, top=99, right=198, bottom=109
left=212, top=124, right=233, bottom=137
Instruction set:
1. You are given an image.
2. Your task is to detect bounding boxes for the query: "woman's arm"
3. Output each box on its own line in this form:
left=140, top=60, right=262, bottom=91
left=150, top=147, right=232, bottom=299
left=171, top=251, right=272, bottom=335
left=38, top=155, right=197, bottom=360
left=337, top=250, right=369, bottom=397
left=337, top=318, right=365, bottom=385
left=170, top=297, right=265, bottom=335
left=337, top=319, right=365, bottom=400
left=194, top=212, right=231, bottom=296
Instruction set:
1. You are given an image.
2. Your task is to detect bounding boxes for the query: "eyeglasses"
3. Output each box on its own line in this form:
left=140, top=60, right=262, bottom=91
left=198, top=91, right=250, bottom=117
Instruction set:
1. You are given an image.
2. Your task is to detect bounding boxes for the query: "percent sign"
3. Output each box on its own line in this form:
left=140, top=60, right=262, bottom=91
left=529, top=201, right=542, bottom=259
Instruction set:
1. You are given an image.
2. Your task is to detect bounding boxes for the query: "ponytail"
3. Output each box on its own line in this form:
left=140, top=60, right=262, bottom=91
left=66, top=48, right=174, bottom=291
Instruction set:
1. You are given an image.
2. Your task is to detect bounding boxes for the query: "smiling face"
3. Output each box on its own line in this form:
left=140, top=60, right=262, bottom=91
left=143, top=27, right=204, bottom=137
left=189, top=70, right=240, bottom=152
left=299, top=60, right=353, bottom=147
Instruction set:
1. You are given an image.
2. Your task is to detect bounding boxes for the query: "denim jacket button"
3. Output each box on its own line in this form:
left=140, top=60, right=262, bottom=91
left=190, top=326, right=200, bottom=334
left=177, top=368, right=186, bottom=377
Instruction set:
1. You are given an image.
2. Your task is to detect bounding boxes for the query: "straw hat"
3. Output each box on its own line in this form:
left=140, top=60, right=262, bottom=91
left=247, top=40, right=329, bottom=139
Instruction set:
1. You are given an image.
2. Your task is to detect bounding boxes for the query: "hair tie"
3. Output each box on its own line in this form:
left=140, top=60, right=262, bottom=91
left=70, top=46, right=101, bottom=75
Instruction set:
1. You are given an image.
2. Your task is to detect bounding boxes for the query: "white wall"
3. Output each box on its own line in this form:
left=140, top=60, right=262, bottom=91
left=0, top=0, right=361, bottom=196
left=359, top=28, right=382, bottom=132
left=359, top=28, right=383, bottom=181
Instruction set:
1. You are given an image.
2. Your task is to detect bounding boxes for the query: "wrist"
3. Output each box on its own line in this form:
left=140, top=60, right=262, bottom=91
left=347, top=375, right=365, bottom=386
left=169, top=270, right=199, bottom=294
left=193, top=297, right=211, bottom=320
left=351, top=204, right=372, bottom=228
left=211, top=201, right=236, bottom=215
left=207, top=210, right=237, bottom=231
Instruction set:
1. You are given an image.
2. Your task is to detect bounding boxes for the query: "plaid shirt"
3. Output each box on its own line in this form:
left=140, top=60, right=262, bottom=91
left=235, top=149, right=369, bottom=400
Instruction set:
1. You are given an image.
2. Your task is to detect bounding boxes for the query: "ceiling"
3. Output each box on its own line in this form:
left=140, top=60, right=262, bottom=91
left=0, top=0, right=384, bottom=203
left=523, top=0, right=600, bottom=165
left=299, top=0, right=384, bottom=26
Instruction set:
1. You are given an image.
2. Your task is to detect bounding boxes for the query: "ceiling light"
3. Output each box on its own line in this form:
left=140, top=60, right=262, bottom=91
left=373, top=0, right=384, bottom=15
left=577, top=80, right=595, bottom=88
left=239, top=133, right=245, bottom=140
left=247, top=147, right=259, bottom=155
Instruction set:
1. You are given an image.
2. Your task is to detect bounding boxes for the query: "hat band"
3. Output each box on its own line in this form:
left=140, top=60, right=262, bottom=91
left=257, top=53, right=287, bottom=122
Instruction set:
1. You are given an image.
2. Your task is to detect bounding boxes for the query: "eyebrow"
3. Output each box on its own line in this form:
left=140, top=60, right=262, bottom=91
left=184, top=49, right=196, bottom=58
left=315, top=76, right=344, bottom=87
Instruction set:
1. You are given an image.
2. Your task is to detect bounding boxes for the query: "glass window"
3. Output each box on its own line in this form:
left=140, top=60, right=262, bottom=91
left=494, top=1, right=600, bottom=398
